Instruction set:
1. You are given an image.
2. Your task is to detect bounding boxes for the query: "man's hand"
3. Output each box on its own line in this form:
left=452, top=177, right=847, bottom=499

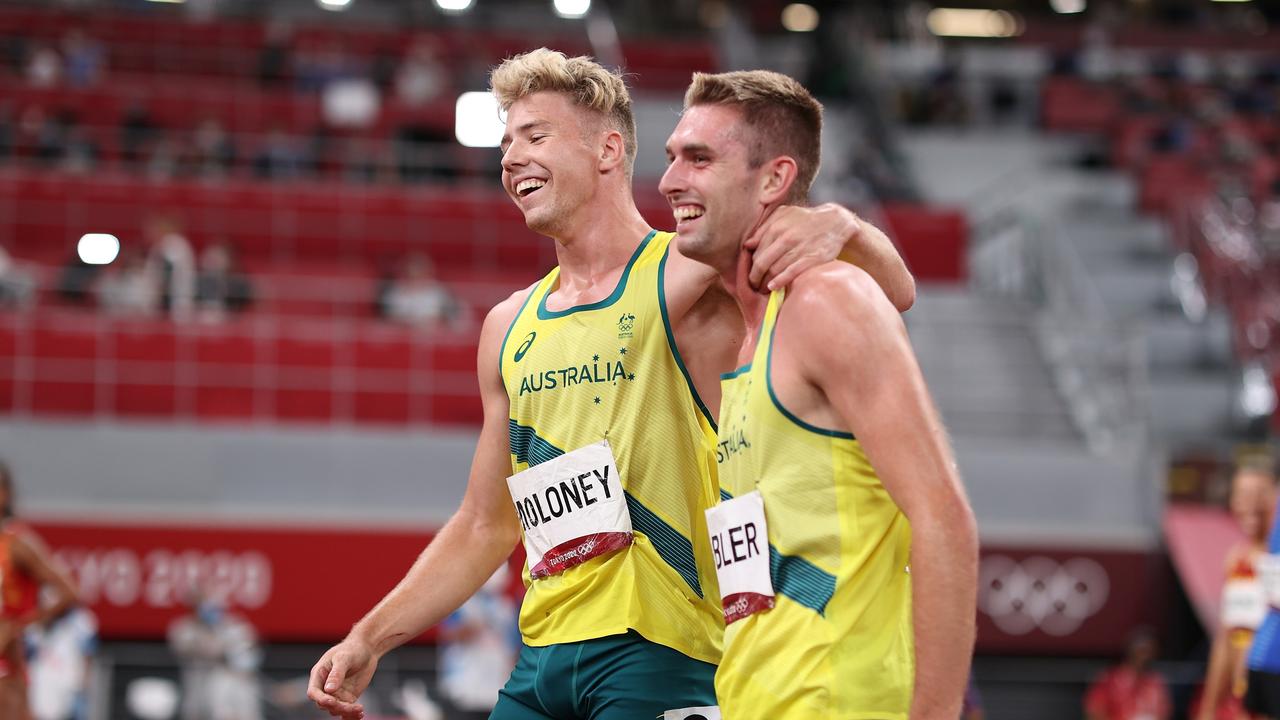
left=748, top=203, right=915, bottom=311
left=746, top=204, right=853, bottom=292
left=307, top=637, right=378, bottom=720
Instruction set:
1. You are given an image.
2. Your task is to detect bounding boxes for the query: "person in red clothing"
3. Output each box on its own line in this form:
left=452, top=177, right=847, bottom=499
left=1085, top=628, right=1173, bottom=720
left=0, top=461, right=81, bottom=720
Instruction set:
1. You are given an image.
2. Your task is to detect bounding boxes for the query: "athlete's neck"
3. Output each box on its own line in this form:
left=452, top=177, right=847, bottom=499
left=723, top=250, right=769, bottom=355
left=551, top=193, right=651, bottom=285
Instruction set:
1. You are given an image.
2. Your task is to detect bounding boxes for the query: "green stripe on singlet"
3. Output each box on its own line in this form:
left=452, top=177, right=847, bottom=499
left=719, top=489, right=836, bottom=616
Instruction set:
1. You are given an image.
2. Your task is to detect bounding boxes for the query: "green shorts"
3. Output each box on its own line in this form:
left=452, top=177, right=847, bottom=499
left=490, top=631, right=718, bottom=720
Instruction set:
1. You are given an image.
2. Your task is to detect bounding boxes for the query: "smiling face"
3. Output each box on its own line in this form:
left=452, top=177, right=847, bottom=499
left=500, top=91, right=606, bottom=238
left=660, top=103, right=763, bottom=272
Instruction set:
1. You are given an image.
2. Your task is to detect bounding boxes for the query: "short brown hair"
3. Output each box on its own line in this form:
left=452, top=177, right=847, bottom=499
left=684, top=70, right=823, bottom=203
left=490, top=47, right=637, bottom=178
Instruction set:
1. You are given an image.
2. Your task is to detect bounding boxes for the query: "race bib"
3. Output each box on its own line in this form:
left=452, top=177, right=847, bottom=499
left=1260, top=554, right=1280, bottom=608
left=507, top=440, right=632, bottom=578
left=705, top=490, right=774, bottom=624
left=1222, top=578, right=1267, bottom=630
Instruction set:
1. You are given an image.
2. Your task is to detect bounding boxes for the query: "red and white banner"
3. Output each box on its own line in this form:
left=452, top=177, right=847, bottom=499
left=30, top=518, right=1166, bottom=654
left=32, top=520, right=443, bottom=642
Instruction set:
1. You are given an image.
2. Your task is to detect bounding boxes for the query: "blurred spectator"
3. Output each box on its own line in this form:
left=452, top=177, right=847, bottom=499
left=370, top=44, right=397, bottom=92
left=295, top=40, right=359, bottom=94
left=147, top=136, right=181, bottom=180
left=0, top=103, right=11, bottom=160
left=1260, top=186, right=1280, bottom=255
left=145, top=216, right=197, bottom=319
left=395, top=39, right=447, bottom=107
left=257, top=21, right=292, bottom=88
left=343, top=136, right=386, bottom=184
left=33, top=110, right=70, bottom=167
left=27, top=604, right=98, bottom=720
left=189, top=118, right=236, bottom=177
left=437, top=565, right=518, bottom=719
left=196, top=241, right=253, bottom=319
left=1084, top=628, right=1173, bottom=720
left=323, top=76, right=380, bottom=129
left=0, top=35, right=26, bottom=75
left=24, top=44, right=60, bottom=88
left=61, top=114, right=98, bottom=174
left=96, top=248, right=159, bottom=316
left=168, top=592, right=262, bottom=720
left=0, top=245, right=35, bottom=308
left=60, top=29, right=104, bottom=88
left=56, top=248, right=99, bottom=306
left=253, top=126, right=306, bottom=180
left=1196, top=462, right=1275, bottom=720
left=120, top=101, right=159, bottom=166
left=379, top=254, right=461, bottom=327
left=396, top=123, right=455, bottom=182
left=0, top=461, right=81, bottom=720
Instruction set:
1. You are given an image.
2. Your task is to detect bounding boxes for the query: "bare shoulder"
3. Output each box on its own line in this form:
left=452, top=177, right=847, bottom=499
left=1224, top=541, right=1256, bottom=571
left=784, top=261, right=899, bottom=331
left=478, top=282, right=539, bottom=368
left=8, top=529, right=42, bottom=566
left=484, top=283, right=538, bottom=334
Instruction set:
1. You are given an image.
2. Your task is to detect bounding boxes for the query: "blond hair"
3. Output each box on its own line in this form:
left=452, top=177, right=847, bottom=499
left=684, top=70, right=823, bottom=203
left=490, top=47, right=636, bottom=177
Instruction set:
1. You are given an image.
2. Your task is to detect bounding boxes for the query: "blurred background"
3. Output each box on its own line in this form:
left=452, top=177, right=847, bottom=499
left=0, top=0, right=1278, bottom=717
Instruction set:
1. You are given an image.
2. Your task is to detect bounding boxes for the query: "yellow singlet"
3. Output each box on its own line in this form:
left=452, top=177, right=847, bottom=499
left=715, top=289, right=914, bottom=719
left=499, top=230, right=723, bottom=665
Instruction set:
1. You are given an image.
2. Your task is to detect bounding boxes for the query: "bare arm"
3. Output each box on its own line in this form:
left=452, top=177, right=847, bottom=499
left=747, top=204, right=916, bottom=311
left=1198, top=546, right=1247, bottom=720
left=12, top=532, right=80, bottom=626
left=790, top=265, right=975, bottom=719
left=308, top=292, right=526, bottom=719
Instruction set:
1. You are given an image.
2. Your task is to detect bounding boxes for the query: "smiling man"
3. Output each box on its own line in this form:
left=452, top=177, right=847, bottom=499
left=660, top=70, right=978, bottom=719
left=308, top=50, right=915, bottom=720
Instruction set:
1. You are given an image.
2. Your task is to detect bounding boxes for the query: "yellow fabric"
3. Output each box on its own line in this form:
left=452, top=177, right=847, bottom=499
left=499, top=230, right=723, bottom=665
left=714, top=289, right=914, bottom=719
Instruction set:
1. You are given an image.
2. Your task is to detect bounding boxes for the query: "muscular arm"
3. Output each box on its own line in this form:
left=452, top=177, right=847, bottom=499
left=787, top=265, right=976, bottom=719
left=309, top=291, right=527, bottom=717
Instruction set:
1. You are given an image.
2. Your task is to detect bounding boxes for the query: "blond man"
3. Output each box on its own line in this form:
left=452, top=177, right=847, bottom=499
left=661, top=70, right=977, bottom=718
left=309, top=50, right=914, bottom=720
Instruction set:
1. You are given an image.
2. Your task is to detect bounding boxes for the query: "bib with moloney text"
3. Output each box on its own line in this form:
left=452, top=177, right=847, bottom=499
left=507, top=440, right=633, bottom=578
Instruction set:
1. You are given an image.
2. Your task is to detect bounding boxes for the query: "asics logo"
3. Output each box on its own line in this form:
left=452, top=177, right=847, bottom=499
left=514, top=332, right=536, bottom=362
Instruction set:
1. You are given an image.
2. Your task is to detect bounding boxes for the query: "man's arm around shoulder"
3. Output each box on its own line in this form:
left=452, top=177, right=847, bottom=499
left=307, top=289, right=529, bottom=719
left=789, top=264, right=978, bottom=720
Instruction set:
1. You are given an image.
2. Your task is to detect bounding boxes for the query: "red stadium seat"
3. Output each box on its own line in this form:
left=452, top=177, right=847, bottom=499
left=30, top=380, right=97, bottom=416
left=113, top=382, right=177, bottom=418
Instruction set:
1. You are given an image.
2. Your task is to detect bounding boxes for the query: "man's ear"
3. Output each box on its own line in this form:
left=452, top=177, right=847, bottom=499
left=599, top=130, right=626, bottom=173
left=758, top=156, right=798, bottom=205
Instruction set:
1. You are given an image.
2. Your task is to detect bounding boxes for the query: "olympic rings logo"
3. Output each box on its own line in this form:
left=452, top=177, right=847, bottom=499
left=978, top=555, right=1110, bottom=636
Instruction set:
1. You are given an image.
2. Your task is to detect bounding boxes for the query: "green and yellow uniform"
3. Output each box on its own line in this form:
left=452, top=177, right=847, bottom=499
left=495, top=230, right=722, bottom=718
left=714, top=289, right=914, bottom=719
